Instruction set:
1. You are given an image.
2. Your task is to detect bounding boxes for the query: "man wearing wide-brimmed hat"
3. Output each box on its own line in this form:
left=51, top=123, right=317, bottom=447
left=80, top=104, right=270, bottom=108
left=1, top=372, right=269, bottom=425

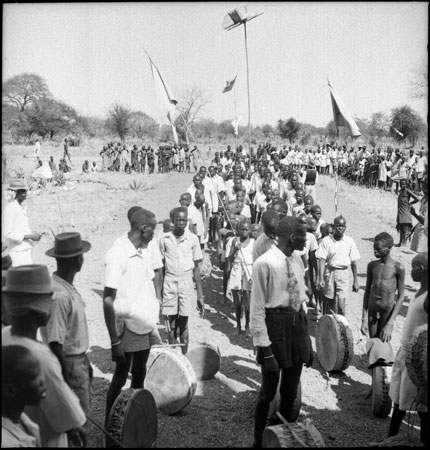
left=40, top=232, right=92, bottom=417
left=2, top=264, right=87, bottom=447
left=2, top=179, right=44, bottom=267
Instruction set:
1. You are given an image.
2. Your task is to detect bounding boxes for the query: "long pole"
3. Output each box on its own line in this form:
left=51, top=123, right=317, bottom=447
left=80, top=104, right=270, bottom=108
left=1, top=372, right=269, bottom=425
left=243, top=21, right=251, bottom=155
left=233, top=83, right=238, bottom=150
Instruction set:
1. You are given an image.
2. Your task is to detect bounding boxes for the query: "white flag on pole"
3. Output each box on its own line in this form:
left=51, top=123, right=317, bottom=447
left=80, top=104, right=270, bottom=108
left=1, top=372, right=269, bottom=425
left=328, top=80, right=361, bottom=138
left=231, top=116, right=242, bottom=136
left=148, top=55, right=179, bottom=144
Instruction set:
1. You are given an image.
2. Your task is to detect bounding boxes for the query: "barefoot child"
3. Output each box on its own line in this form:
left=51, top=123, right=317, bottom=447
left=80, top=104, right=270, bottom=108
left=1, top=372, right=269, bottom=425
left=361, top=232, right=406, bottom=341
left=225, top=218, right=254, bottom=336
left=159, top=207, right=204, bottom=354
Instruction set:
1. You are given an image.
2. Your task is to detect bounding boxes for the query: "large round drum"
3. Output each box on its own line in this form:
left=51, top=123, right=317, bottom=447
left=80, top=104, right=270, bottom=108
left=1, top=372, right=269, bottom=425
left=372, top=365, right=392, bottom=417
left=105, top=388, right=157, bottom=448
left=316, top=314, right=354, bottom=372
left=144, top=348, right=197, bottom=414
left=262, top=420, right=325, bottom=448
left=405, top=324, right=427, bottom=387
left=268, top=380, right=302, bottom=422
left=186, top=342, right=221, bottom=380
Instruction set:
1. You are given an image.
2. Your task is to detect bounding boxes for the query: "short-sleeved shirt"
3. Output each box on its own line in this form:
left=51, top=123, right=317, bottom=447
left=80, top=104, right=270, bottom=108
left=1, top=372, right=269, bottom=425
left=2, top=413, right=41, bottom=448
left=40, top=274, right=89, bottom=356
left=2, top=328, right=86, bottom=447
left=297, top=232, right=318, bottom=259
left=105, top=234, right=163, bottom=335
left=315, top=234, right=360, bottom=268
left=159, top=230, right=202, bottom=277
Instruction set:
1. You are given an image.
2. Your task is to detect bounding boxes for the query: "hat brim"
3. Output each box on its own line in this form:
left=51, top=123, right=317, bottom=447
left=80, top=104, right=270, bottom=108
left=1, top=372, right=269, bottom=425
left=9, top=186, right=28, bottom=191
left=2, top=286, right=57, bottom=294
left=45, top=241, right=91, bottom=258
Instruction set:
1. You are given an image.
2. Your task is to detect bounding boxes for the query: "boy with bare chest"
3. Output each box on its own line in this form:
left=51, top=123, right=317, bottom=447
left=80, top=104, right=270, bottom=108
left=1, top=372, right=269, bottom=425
left=361, top=232, right=405, bottom=341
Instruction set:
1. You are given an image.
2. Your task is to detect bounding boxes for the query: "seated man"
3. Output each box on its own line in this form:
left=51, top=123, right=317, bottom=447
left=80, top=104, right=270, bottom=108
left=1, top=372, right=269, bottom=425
left=82, top=160, right=90, bottom=174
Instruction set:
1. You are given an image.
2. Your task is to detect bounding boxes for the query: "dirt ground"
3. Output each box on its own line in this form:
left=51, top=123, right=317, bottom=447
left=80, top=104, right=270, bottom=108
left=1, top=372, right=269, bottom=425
left=13, top=147, right=423, bottom=448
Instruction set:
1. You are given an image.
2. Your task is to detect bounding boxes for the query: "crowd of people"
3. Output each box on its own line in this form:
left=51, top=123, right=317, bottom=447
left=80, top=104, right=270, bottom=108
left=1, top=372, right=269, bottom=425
left=1, top=141, right=428, bottom=448
left=98, top=142, right=203, bottom=174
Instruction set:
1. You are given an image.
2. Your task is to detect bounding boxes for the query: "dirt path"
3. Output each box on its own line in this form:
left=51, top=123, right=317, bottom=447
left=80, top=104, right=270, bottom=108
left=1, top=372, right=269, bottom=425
left=32, top=169, right=420, bottom=448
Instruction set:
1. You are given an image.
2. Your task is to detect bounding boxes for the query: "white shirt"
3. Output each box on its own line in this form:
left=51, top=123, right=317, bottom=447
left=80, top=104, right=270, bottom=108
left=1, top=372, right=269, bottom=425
left=297, top=232, right=318, bottom=258
left=315, top=234, right=360, bottom=268
left=250, top=247, right=308, bottom=347
left=105, top=234, right=163, bottom=335
left=207, top=174, right=226, bottom=213
left=34, top=141, right=41, bottom=157
left=2, top=200, right=33, bottom=253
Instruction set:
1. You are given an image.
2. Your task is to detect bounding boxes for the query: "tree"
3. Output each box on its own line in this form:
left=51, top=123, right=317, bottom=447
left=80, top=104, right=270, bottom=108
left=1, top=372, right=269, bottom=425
left=175, top=85, right=211, bottom=144
left=159, top=124, right=175, bottom=142
left=367, top=112, right=389, bottom=143
left=277, top=118, right=301, bottom=143
left=262, top=124, right=274, bottom=138
left=2, top=73, right=51, bottom=112
left=193, top=118, right=217, bottom=139
left=129, top=111, right=159, bottom=139
left=217, top=120, right=235, bottom=137
left=390, top=105, right=425, bottom=146
left=106, top=104, right=131, bottom=141
left=24, top=98, right=78, bottom=139
left=408, top=60, right=428, bottom=100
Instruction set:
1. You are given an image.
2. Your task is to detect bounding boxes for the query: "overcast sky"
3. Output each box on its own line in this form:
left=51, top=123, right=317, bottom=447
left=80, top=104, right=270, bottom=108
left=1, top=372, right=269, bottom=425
left=3, top=2, right=428, bottom=128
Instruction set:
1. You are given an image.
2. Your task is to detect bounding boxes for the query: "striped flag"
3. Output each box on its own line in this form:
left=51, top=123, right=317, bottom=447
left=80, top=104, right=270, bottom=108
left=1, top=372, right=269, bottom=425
left=328, top=80, right=361, bottom=138
left=222, top=76, right=237, bottom=93
left=148, top=54, right=179, bottom=144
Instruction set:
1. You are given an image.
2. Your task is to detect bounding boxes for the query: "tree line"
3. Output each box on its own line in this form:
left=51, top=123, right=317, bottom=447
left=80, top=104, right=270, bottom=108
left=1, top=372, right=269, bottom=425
left=2, top=73, right=427, bottom=147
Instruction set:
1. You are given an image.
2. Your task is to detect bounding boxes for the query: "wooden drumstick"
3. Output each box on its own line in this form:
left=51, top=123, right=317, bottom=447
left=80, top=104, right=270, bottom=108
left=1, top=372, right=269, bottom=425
left=152, top=343, right=185, bottom=348
left=86, top=415, right=124, bottom=448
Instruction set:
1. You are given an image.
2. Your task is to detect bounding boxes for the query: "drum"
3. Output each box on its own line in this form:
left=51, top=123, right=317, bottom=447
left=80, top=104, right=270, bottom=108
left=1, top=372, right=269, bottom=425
left=105, top=388, right=157, bottom=448
left=268, top=380, right=302, bottom=423
left=371, top=365, right=392, bottom=417
left=316, top=314, right=354, bottom=372
left=186, top=342, right=221, bottom=380
left=262, top=419, right=325, bottom=448
left=144, top=348, right=197, bottom=414
left=405, top=324, right=427, bottom=387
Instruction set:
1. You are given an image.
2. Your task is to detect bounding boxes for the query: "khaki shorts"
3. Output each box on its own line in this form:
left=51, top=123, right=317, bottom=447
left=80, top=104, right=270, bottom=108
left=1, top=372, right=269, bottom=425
left=120, top=325, right=162, bottom=353
left=323, top=267, right=350, bottom=299
left=162, top=273, right=195, bottom=316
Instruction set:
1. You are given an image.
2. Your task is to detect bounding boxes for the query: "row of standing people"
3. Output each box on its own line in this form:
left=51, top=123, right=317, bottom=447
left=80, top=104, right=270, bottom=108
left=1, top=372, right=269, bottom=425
left=99, top=142, right=201, bottom=174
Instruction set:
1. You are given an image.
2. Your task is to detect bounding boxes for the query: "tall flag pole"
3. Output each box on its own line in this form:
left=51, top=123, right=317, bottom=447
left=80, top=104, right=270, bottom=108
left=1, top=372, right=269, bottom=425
left=327, top=79, right=361, bottom=215
left=222, top=4, right=263, bottom=155
left=145, top=51, right=179, bottom=144
left=222, top=75, right=238, bottom=149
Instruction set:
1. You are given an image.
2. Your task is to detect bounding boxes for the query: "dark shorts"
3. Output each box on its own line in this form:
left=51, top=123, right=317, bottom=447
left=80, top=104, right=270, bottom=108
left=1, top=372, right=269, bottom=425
left=256, top=308, right=312, bottom=368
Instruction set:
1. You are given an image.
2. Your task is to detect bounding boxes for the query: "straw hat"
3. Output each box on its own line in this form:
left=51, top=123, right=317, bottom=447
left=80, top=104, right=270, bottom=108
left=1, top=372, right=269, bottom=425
left=8, top=178, right=28, bottom=191
left=46, top=232, right=91, bottom=258
left=2, top=264, right=55, bottom=294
